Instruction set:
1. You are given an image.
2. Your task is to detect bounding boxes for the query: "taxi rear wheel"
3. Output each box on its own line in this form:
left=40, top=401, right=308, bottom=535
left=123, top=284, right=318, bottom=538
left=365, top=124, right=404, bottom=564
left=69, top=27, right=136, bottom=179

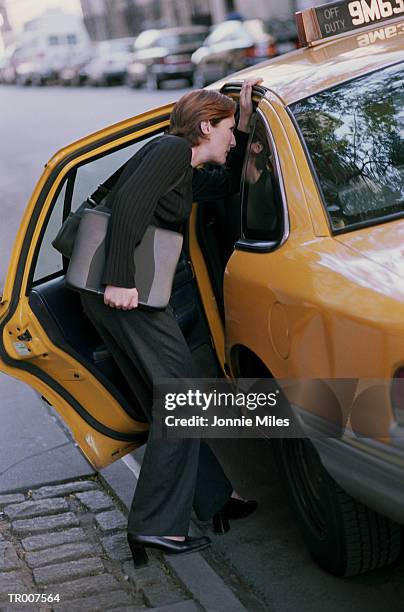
left=274, top=439, right=401, bottom=576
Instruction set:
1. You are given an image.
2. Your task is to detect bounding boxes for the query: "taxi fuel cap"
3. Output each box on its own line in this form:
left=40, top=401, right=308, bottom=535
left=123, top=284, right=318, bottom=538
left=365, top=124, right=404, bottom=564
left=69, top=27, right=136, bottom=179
left=296, top=0, right=404, bottom=46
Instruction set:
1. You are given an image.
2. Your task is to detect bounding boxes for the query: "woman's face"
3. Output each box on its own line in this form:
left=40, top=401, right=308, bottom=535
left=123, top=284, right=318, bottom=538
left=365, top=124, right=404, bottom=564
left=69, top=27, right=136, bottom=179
left=205, top=115, right=236, bottom=165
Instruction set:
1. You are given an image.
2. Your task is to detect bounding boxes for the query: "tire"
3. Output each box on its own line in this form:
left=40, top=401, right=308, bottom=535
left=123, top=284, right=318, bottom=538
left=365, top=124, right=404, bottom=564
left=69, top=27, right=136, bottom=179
left=273, top=438, right=401, bottom=576
left=126, top=75, right=139, bottom=89
left=193, top=68, right=206, bottom=89
left=146, top=72, right=160, bottom=90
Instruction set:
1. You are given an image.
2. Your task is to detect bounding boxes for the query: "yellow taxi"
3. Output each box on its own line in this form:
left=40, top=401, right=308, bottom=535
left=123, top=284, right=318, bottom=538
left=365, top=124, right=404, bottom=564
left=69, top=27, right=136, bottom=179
left=1, top=0, right=403, bottom=577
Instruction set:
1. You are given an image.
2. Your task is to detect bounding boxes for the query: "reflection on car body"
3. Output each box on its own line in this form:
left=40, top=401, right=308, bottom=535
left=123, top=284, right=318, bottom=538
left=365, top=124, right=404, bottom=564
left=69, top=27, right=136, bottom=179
left=291, top=64, right=404, bottom=230
left=1, top=0, right=404, bottom=580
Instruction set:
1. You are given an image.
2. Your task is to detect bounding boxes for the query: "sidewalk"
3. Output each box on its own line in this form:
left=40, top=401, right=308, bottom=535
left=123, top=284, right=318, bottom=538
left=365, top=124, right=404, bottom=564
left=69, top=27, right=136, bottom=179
left=0, top=472, right=256, bottom=612
left=0, top=377, right=256, bottom=612
left=0, top=375, right=93, bottom=492
left=0, top=478, right=202, bottom=612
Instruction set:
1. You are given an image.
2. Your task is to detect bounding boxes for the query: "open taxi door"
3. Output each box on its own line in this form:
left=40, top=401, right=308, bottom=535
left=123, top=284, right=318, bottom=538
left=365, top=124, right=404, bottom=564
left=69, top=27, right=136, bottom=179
left=0, top=105, right=176, bottom=469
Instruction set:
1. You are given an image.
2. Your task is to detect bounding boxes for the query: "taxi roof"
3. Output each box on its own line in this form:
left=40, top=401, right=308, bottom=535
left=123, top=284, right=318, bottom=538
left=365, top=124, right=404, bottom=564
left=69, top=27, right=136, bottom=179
left=221, top=18, right=404, bottom=105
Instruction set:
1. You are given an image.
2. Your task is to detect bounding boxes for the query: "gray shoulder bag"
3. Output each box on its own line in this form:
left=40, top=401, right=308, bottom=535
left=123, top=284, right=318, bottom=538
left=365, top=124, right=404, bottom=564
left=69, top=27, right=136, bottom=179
left=65, top=174, right=185, bottom=310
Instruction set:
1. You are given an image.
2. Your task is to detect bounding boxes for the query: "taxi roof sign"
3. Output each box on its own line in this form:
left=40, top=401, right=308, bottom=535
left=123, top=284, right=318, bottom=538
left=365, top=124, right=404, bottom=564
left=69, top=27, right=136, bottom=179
left=296, top=0, right=404, bottom=46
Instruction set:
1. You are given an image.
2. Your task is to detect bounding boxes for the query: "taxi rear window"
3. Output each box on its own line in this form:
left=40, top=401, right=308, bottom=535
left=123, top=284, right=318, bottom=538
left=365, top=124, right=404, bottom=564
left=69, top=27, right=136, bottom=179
left=290, top=62, right=404, bottom=231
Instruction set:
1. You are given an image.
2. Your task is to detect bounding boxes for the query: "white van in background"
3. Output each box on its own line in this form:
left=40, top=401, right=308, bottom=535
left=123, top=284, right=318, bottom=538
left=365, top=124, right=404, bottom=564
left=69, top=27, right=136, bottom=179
left=12, top=8, right=92, bottom=86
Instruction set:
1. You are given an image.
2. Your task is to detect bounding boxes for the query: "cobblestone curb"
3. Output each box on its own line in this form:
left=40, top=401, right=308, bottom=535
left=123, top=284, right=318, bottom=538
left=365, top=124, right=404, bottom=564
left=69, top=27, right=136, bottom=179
left=0, top=479, right=197, bottom=611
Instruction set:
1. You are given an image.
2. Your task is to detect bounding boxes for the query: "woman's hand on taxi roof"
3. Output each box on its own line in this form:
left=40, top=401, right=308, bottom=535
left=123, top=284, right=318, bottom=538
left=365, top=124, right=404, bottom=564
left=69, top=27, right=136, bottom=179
left=104, top=285, right=139, bottom=310
left=238, top=77, right=264, bottom=133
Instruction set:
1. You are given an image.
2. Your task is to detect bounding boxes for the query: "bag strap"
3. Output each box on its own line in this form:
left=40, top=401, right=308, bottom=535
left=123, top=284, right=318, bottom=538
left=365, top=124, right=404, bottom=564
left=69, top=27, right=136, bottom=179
left=103, top=166, right=187, bottom=211
left=89, top=137, right=187, bottom=211
left=87, top=163, right=128, bottom=207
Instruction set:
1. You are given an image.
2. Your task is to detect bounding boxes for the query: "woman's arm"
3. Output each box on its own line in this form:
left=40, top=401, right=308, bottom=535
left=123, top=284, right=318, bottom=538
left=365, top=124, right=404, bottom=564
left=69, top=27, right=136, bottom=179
left=192, top=78, right=263, bottom=202
left=102, top=136, right=191, bottom=306
left=237, top=78, right=260, bottom=133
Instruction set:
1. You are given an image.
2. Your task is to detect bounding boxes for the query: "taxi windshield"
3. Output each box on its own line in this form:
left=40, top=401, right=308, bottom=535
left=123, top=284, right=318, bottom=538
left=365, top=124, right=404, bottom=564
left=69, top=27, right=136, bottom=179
left=290, top=62, right=404, bottom=231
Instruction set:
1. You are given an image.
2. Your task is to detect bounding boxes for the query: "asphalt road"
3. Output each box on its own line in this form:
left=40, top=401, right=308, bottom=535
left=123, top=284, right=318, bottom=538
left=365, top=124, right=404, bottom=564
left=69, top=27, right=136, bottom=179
left=0, top=83, right=403, bottom=611
left=0, top=82, right=187, bottom=288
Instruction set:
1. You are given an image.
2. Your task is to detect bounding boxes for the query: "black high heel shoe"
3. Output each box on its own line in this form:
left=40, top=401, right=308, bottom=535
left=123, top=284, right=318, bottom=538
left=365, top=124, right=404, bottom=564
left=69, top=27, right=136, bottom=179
left=212, top=498, right=258, bottom=535
left=127, top=534, right=211, bottom=568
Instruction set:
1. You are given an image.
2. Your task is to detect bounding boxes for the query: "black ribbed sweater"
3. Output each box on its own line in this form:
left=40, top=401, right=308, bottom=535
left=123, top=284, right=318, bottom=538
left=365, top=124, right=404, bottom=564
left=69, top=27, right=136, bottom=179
left=102, top=129, right=249, bottom=288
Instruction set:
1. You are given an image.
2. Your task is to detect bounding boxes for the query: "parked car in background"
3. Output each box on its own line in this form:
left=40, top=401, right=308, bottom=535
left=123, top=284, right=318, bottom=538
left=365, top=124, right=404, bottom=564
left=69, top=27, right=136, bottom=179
left=84, top=37, right=135, bottom=86
left=0, top=44, right=26, bottom=84
left=265, top=18, right=299, bottom=54
left=0, top=47, right=15, bottom=84
left=14, top=60, right=39, bottom=86
left=126, top=26, right=208, bottom=89
left=191, top=19, right=277, bottom=88
left=59, top=48, right=95, bottom=86
left=12, top=8, right=91, bottom=86
left=0, top=54, right=7, bottom=83
left=15, top=54, right=72, bottom=86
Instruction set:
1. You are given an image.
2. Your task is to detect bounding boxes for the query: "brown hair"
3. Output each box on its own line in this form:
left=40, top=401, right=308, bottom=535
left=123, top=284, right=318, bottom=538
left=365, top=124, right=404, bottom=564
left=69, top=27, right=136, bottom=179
left=169, top=89, right=237, bottom=146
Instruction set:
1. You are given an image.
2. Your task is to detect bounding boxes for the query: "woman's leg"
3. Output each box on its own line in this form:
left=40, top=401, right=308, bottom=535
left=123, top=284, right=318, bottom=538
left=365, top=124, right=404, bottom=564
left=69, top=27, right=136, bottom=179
left=193, top=440, right=233, bottom=521
left=129, top=438, right=234, bottom=533
left=128, top=428, right=201, bottom=535
left=81, top=295, right=232, bottom=534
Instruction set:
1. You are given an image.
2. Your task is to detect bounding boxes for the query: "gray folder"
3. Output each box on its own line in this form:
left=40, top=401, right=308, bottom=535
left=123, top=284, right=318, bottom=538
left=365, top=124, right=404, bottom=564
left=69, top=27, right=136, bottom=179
left=66, top=207, right=183, bottom=310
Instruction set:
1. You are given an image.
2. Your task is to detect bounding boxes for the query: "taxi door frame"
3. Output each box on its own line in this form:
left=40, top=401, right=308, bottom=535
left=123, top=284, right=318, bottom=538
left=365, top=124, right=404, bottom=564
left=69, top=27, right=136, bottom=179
left=0, top=105, right=176, bottom=469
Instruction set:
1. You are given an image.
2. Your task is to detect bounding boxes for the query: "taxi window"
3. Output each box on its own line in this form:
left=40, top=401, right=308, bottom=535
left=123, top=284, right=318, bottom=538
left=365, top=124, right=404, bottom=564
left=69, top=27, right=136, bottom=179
left=70, top=136, right=158, bottom=213
left=32, top=132, right=163, bottom=286
left=242, top=113, right=284, bottom=242
left=290, top=62, right=404, bottom=231
left=33, top=183, right=65, bottom=282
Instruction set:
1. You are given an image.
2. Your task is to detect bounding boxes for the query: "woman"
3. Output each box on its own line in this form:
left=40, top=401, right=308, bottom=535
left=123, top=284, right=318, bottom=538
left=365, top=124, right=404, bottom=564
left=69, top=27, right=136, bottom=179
left=81, top=79, right=262, bottom=567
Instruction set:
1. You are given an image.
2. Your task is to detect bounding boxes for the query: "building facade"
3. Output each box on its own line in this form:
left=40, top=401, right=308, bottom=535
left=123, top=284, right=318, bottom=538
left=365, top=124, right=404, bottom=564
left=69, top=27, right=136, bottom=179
left=0, top=0, right=13, bottom=49
left=81, top=0, right=136, bottom=40
left=80, top=0, right=214, bottom=40
left=80, top=0, right=336, bottom=41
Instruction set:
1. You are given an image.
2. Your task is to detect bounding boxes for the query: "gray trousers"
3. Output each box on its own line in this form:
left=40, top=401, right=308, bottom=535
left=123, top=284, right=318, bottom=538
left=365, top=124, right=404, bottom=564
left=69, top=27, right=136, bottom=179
left=81, top=294, right=233, bottom=535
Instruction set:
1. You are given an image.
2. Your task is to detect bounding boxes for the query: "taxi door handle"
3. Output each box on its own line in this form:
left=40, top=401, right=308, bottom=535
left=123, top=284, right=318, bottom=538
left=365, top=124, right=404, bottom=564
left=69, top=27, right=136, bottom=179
left=17, top=330, right=32, bottom=342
